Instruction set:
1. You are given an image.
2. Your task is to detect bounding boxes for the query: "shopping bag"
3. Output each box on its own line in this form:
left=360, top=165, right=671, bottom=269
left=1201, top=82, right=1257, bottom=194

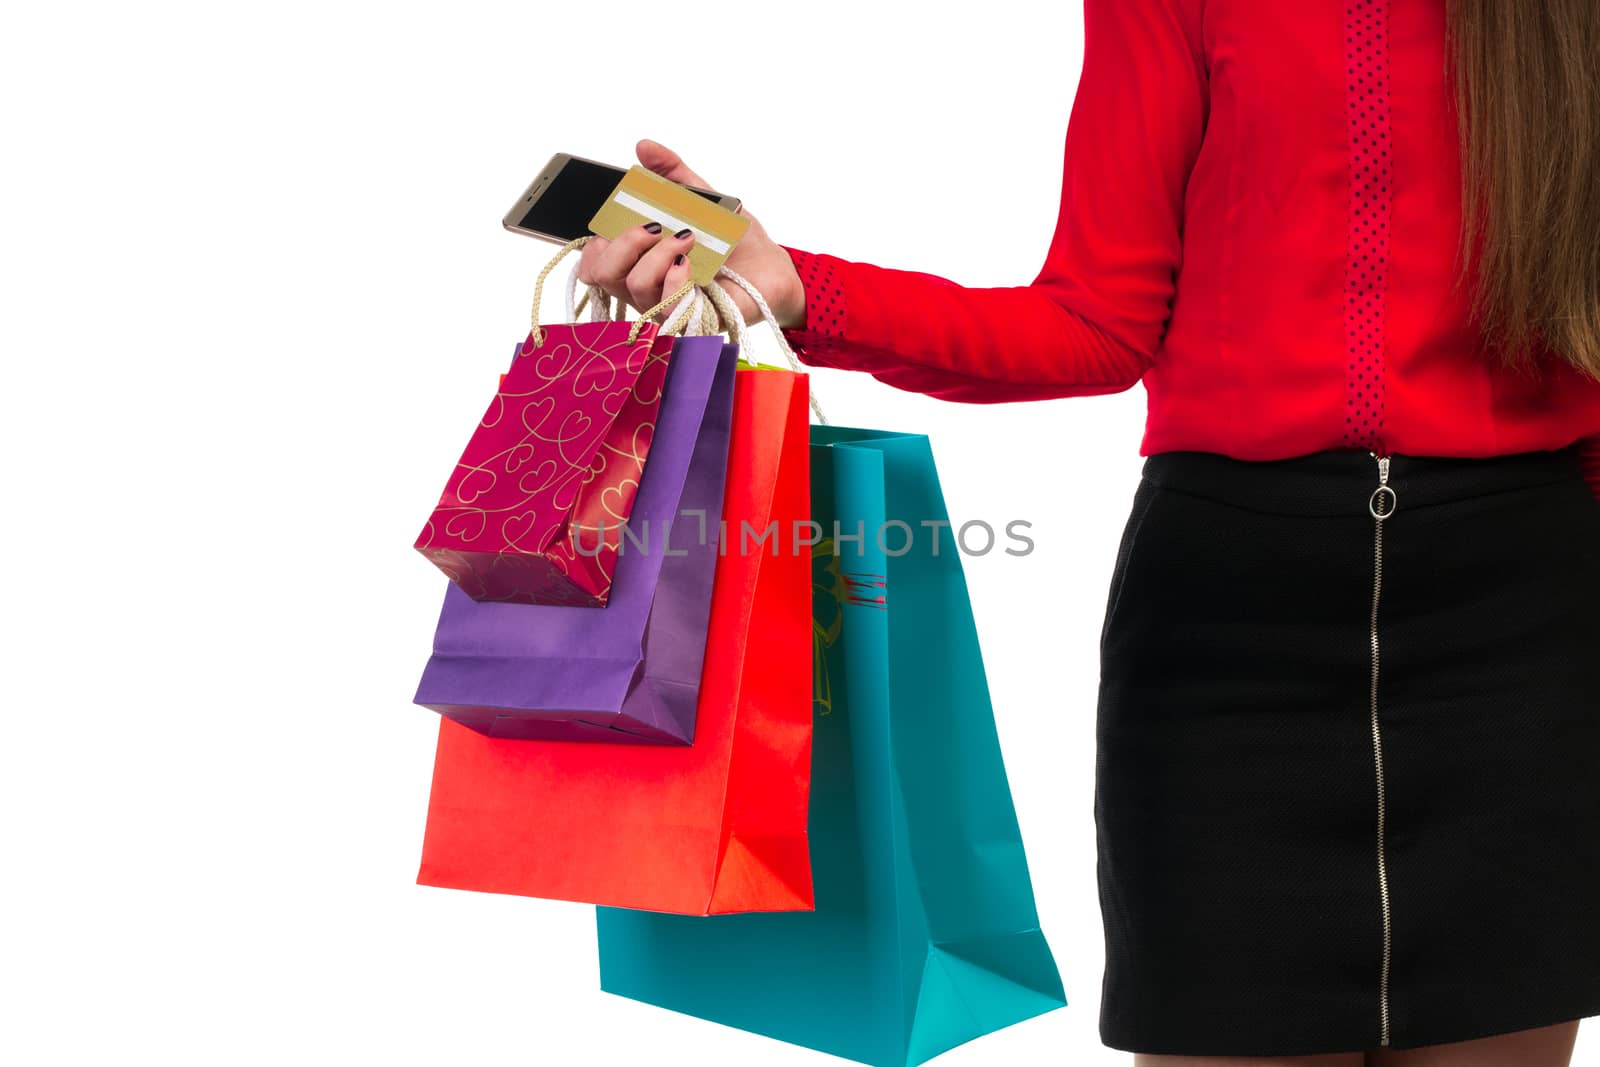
left=416, top=364, right=815, bottom=913
left=595, top=427, right=1066, bottom=1067
left=412, top=334, right=738, bottom=744
left=414, top=237, right=698, bottom=607
left=414, top=319, right=667, bottom=606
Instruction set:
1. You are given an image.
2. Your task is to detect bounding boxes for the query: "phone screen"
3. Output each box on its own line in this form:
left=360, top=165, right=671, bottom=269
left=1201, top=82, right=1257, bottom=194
left=513, top=158, right=726, bottom=241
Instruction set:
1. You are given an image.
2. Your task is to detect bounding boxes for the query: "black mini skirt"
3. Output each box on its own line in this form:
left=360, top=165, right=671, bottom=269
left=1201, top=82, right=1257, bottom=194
left=1093, top=442, right=1600, bottom=1056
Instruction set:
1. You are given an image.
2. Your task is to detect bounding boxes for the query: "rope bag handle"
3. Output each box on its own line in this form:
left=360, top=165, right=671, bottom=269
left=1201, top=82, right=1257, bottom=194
left=535, top=235, right=827, bottom=424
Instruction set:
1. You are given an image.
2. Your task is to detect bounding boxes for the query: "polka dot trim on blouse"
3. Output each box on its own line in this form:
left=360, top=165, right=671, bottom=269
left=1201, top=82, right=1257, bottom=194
left=777, top=245, right=850, bottom=359
left=1341, top=0, right=1393, bottom=455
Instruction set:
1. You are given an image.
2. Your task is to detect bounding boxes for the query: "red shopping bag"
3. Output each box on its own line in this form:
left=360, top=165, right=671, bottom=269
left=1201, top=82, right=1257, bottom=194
left=416, top=365, right=815, bottom=915
left=414, top=319, right=670, bottom=607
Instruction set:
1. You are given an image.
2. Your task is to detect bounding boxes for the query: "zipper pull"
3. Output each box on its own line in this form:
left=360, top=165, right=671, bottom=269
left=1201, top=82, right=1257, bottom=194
left=1369, top=453, right=1397, bottom=520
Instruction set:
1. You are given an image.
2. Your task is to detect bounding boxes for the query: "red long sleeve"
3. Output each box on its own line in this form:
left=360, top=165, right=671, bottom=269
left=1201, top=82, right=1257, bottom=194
left=778, top=0, right=1207, bottom=403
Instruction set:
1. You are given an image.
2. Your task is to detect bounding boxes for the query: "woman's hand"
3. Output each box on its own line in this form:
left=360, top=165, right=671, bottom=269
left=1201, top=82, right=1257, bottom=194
left=574, top=139, right=807, bottom=330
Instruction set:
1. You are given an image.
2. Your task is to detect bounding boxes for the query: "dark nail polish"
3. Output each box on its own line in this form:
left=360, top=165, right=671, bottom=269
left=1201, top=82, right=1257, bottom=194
left=643, top=220, right=663, bottom=234
left=673, top=253, right=686, bottom=266
left=674, top=227, right=693, bottom=239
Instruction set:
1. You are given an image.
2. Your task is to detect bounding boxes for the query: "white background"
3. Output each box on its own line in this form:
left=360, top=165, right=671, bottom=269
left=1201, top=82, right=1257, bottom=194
left=3, top=2, right=1592, bottom=1065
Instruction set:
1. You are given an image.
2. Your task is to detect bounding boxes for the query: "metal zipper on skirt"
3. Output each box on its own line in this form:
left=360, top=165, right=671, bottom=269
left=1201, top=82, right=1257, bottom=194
left=1367, top=449, right=1396, bottom=1047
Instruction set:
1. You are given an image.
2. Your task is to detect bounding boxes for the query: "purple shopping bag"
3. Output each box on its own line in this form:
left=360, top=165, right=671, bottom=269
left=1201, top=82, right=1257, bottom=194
left=413, top=335, right=738, bottom=745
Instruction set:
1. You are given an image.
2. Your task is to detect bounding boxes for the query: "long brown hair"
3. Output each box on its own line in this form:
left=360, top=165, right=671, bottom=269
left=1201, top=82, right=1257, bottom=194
left=1446, top=1, right=1600, bottom=382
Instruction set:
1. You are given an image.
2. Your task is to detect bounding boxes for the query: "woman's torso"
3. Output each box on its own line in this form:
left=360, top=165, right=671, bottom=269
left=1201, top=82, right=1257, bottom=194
left=1146, top=0, right=1600, bottom=461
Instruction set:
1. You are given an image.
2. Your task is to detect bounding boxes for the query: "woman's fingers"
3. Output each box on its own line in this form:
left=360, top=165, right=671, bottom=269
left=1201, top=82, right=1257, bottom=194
left=581, top=221, right=698, bottom=316
left=583, top=222, right=665, bottom=301
left=579, top=141, right=804, bottom=326
left=627, top=226, right=695, bottom=314
left=574, top=235, right=609, bottom=287
left=652, top=247, right=696, bottom=326
left=635, top=139, right=712, bottom=193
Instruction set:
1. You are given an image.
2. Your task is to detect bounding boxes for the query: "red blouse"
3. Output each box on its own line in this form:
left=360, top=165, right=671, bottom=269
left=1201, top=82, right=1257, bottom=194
left=776, top=0, right=1600, bottom=499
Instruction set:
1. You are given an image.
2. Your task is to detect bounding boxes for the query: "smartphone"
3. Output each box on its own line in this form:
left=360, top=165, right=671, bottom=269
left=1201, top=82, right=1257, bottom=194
left=503, top=152, right=742, bottom=244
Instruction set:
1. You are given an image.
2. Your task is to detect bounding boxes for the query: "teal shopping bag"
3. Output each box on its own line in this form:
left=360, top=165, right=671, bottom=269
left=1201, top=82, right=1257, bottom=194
left=596, top=426, right=1065, bottom=1067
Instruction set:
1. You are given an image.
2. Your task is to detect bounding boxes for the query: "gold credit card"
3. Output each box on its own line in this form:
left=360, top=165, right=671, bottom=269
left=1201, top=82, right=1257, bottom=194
left=587, top=165, right=750, bottom=287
